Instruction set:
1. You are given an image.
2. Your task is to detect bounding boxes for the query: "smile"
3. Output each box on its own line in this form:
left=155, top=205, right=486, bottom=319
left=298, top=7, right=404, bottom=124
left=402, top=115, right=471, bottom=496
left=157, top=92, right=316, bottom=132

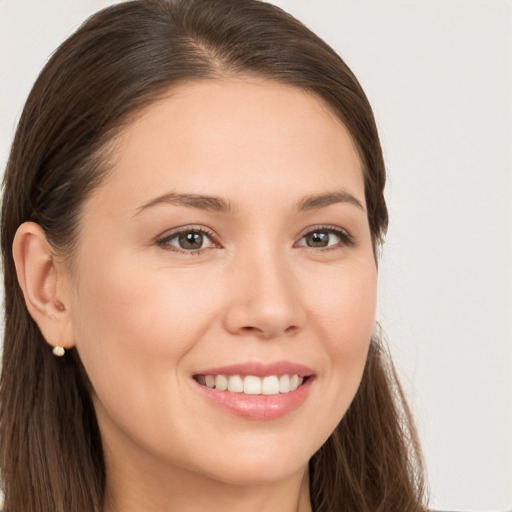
left=193, top=362, right=315, bottom=420
left=194, top=374, right=306, bottom=395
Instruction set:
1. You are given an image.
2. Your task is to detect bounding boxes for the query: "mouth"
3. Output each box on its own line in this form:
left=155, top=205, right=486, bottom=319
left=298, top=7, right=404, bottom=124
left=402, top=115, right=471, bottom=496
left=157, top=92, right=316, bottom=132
left=193, top=373, right=310, bottom=395
left=192, top=362, right=315, bottom=420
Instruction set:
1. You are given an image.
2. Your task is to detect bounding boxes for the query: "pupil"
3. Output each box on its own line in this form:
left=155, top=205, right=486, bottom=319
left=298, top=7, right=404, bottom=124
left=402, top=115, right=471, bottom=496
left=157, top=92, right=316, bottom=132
left=307, top=232, right=328, bottom=247
left=179, top=231, right=203, bottom=250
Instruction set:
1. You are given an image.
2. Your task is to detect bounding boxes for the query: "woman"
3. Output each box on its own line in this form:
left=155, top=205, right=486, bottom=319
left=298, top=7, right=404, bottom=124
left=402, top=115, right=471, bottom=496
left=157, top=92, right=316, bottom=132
left=0, top=0, right=428, bottom=511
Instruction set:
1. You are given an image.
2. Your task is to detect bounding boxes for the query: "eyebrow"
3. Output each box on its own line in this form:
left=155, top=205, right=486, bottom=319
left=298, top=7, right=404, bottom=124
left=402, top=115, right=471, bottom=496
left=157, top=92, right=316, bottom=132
left=135, top=192, right=236, bottom=215
left=298, top=190, right=365, bottom=212
left=135, top=189, right=365, bottom=216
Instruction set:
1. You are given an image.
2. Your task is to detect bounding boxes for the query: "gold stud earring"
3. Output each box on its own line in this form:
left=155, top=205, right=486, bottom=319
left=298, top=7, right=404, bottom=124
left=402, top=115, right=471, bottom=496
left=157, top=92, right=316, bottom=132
left=52, top=346, right=65, bottom=357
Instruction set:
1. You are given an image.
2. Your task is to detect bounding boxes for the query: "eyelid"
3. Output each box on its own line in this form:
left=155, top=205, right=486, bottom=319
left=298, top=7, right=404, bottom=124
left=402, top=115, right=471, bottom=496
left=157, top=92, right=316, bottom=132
left=294, top=224, right=355, bottom=248
left=154, top=223, right=354, bottom=254
left=156, top=224, right=221, bottom=253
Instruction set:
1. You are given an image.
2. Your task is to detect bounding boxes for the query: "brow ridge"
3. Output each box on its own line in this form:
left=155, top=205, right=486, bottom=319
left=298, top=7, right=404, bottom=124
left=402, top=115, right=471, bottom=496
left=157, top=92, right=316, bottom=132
left=298, top=190, right=365, bottom=212
left=136, top=192, right=235, bottom=214
left=136, top=189, right=364, bottom=216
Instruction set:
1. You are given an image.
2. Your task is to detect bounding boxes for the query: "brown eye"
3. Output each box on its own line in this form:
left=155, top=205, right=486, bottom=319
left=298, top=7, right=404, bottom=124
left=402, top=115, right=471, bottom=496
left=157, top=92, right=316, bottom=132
left=304, top=231, right=331, bottom=247
left=296, top=227, right=353, bottom=249
left=158, top=228, right=217, bottom=253
left=178, top=231, right=204, bottom=250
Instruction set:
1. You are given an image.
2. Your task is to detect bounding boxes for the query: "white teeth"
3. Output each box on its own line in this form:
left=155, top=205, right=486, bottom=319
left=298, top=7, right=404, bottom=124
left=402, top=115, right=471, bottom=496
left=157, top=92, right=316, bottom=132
left=227, top=375, right=244, bottom=393
left=215, top=374, right=228, bottom=391
left=243, top=375, right=261, bottom=395
left=198, top=373, right=306, bottom=395
left=289, top=374, right=300, bottom=391
left=261, top=376, right=280, bottom=395
left=279, top=374, right=290, bottom=393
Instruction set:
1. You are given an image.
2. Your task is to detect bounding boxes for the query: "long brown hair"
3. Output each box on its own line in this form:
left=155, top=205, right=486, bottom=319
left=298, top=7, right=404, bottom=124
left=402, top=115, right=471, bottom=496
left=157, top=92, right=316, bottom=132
left=1, top=1, right=427, bottom=510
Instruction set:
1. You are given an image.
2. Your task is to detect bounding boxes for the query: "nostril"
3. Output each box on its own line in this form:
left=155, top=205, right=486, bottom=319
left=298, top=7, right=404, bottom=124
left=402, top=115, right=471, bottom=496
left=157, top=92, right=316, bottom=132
left=238, top=324, right=299, bottom=338
left=239, top=326, right=262, bottom=335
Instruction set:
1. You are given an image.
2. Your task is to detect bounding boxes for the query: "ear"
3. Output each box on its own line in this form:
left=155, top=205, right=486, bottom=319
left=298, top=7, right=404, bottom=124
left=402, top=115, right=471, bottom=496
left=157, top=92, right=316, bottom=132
left=12, top=222, right=75, bottom=351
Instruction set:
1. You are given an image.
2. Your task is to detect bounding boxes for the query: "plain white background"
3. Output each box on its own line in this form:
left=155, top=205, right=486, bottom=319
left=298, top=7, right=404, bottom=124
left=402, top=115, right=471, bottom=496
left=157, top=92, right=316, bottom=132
left=1, top=1, right=511, bottom=511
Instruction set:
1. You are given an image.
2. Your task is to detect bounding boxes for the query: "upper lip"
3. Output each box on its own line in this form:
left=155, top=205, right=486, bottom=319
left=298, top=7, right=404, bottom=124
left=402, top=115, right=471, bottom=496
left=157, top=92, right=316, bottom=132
left=194, top=361, right=315, bottom=378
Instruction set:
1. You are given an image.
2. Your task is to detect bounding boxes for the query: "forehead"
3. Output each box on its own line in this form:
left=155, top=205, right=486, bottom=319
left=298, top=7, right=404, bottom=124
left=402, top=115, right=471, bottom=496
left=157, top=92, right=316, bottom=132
left=94, top=78, right=364, bottom=212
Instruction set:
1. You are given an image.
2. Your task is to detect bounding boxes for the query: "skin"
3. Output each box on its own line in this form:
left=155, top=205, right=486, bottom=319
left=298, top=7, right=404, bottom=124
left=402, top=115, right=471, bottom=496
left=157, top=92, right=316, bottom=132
left=14, top=78, right=377, bottom=512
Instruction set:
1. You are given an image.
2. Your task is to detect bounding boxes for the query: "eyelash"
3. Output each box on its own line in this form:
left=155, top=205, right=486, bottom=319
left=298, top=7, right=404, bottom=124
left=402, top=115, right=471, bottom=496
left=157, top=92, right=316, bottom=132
left=156, top=226, right=219, bottom=255
left=156, top=225, right=354, bottom=255
left=295, top=225, right=355, bottom=251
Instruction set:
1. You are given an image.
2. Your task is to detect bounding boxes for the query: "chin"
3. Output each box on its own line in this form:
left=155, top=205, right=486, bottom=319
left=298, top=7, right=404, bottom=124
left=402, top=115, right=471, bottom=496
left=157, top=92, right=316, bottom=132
left=202, top=459, right=307, bottom=487
left=187, top=436, right=314, bottom=486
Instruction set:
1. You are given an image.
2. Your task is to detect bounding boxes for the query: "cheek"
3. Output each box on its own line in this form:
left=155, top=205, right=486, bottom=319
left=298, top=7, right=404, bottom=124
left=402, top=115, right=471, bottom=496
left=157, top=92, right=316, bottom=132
left=304, top=259, right=377, bottom=410
left=308, top=258, right=377, bottom=355
left=69, top=253, right=220, bottom=396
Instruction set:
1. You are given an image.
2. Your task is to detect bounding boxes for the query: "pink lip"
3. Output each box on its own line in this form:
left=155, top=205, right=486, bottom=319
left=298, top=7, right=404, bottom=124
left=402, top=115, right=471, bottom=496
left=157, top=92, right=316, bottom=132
left=195, top=361, right=315, bottom=377
left=193, top=360, right=315, bottom=421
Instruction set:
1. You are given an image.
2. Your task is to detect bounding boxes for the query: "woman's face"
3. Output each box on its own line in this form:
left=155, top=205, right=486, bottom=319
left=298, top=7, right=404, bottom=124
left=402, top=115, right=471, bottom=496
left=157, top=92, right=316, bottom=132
left=66, top=78, right=377, bottom=486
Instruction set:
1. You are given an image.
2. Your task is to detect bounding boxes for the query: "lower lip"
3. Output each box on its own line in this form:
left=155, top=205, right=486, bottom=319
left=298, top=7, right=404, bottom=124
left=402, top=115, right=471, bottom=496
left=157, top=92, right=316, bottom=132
left=195, top=377, right=314, bottom=421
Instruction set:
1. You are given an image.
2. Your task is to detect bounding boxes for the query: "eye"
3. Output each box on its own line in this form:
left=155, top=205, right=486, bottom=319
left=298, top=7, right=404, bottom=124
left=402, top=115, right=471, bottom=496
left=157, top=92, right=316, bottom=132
left=157, top=227, right=218, bottom=253
left=296, top=226, right=354, bottom=249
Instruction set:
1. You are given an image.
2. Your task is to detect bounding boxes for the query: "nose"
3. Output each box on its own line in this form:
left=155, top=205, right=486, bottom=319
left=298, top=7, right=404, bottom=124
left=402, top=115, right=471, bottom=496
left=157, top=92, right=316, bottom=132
left=223, top=248, right=306, bottom=340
